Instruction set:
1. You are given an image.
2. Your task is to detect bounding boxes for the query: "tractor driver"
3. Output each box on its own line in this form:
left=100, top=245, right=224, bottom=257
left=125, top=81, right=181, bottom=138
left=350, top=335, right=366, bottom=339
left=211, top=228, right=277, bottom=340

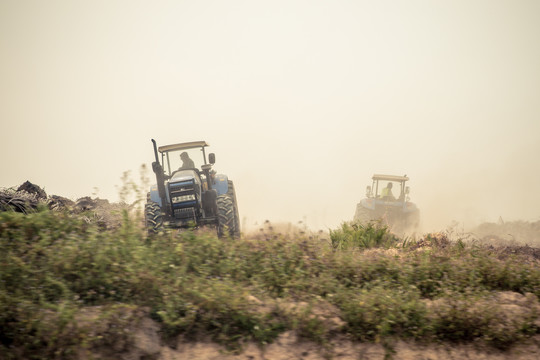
left=179, top=152, right=195, bottom=170
left=381, top=182, right=395, bottom=200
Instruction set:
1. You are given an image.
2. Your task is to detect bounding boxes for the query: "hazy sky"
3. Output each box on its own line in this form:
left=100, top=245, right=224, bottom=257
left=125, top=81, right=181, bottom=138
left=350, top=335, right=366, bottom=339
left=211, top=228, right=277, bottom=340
left=1, top=0, right=539, bottom=232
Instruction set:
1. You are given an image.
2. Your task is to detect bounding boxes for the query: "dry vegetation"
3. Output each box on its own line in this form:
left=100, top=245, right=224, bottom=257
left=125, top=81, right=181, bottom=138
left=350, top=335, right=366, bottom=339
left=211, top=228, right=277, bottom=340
left=1, top=182, right=540, bottom=360
left=471, top=219, right=540, bottom=249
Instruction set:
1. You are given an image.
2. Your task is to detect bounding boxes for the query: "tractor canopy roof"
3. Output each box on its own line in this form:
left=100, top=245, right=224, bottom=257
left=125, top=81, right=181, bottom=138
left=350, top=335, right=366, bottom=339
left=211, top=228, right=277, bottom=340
left=372, top=174, right=409, bottom=182
left=158, top=141, right=209, bottom=153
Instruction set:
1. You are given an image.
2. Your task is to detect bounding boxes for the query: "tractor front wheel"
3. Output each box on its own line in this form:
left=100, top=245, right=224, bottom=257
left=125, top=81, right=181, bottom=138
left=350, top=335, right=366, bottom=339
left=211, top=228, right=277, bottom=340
left=145, top=201, right=163, bottom=234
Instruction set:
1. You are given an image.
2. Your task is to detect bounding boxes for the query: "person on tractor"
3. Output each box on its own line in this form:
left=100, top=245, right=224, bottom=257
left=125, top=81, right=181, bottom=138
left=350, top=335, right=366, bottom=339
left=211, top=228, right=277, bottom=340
left=179, top=152, right=195, bottom=169
left=381, top=182, right=395, bottom=200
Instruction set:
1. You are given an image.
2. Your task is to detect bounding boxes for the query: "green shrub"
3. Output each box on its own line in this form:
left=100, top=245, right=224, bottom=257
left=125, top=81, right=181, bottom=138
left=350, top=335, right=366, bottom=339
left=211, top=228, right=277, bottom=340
left=156, top=276, right=285, bottom=349
left=330, top=221, right=398, bottom=250
left=428, top=290, right=538, bottom=349
left=337, top=285, right=427, bottom=341
left=1, top=207, right=540, bottom=358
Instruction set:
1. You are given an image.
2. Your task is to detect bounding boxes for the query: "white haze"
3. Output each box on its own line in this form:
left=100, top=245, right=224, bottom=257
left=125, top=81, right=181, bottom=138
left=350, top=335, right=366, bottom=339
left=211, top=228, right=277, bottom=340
left=1, top=0, right=539, bottom=232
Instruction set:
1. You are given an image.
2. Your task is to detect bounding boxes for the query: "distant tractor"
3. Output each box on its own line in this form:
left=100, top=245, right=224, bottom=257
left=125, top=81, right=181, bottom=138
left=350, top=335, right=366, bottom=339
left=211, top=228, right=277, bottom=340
left=145, top=139, right=240, bottom=237
left=354, top=174, right=420, bottom=232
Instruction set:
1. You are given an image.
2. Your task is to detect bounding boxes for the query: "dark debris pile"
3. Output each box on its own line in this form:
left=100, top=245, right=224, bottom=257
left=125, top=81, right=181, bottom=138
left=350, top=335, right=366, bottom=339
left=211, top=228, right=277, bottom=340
left=0, top=181, right=128, bottom=229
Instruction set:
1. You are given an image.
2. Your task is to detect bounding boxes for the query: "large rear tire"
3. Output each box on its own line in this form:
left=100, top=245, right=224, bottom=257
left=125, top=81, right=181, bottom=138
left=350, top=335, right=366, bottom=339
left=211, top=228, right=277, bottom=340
left=227, top=180, right=241, bottom=238
left=217, top=194, right=236, bottom=238
left=145, top=201, right=163, bottom=234
left=403, top=209, right=421, bottom=233
left=353, top=204, right=373, bottom=224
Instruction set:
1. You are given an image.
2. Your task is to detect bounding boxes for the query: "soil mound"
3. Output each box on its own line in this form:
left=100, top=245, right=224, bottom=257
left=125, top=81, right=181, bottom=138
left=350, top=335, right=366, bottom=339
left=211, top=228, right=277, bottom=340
left=76, top=303, right=540, bottom=360
left=0, top=181, right=129, bottom=229
left=17, top=180, right=47, bottom=199
left=472, top=220, right=540, bottom=247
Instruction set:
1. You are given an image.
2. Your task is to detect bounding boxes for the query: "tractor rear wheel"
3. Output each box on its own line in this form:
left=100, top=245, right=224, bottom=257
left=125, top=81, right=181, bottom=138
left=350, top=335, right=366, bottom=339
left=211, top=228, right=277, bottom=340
left=353, top=204, right=373, bottom=224
left=227, top=180, right=241, bottom=238
left=404, top=210, right=421, bottom=232
left=145, top=201, right=163, bottom=234
left=217, top=194, right=235, bottom=238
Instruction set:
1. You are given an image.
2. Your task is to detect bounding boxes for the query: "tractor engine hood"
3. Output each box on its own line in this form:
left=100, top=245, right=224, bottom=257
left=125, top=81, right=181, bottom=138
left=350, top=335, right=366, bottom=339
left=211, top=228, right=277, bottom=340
left=149, top=170, right=202, bottom=207
left=167, top=170, right=202, bottom=223
left=170, top=169, right=200, bottom=183
left=168, top=170, right=202, bottom=206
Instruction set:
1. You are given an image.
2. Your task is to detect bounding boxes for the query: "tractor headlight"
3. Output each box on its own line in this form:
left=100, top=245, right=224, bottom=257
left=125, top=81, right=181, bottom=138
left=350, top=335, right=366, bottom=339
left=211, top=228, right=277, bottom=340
left=172, top=194, right=196, bottom=203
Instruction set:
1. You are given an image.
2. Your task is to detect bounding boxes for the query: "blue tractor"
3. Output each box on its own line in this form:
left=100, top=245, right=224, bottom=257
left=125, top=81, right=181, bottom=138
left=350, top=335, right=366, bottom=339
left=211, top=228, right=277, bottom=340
left=354, top=174, right=420, bottom=233
left=145, top=139, right=240, bottom=237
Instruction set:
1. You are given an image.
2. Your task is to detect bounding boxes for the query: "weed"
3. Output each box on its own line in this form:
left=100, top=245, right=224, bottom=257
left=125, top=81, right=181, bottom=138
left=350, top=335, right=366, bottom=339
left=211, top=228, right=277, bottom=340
left=330, top=221, right=398, bottom=250
left=1, top=207, right=539, bottom=358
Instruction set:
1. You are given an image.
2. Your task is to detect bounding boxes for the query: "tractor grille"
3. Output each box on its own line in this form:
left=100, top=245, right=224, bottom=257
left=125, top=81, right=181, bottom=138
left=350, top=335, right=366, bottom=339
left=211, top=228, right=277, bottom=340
left=174, top=207, right=196, bottom=220
left=169, top=180, right=198, bottom=220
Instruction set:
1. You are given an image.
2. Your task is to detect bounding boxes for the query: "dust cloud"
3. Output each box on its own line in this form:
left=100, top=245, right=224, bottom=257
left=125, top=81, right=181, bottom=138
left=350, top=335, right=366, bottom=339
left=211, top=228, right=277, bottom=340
left=1, top=1, right=539, bottom=237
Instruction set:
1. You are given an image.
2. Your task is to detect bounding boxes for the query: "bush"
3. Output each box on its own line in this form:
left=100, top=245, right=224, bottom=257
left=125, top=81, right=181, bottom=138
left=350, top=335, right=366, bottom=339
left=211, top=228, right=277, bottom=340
left=1, top=208, right=540, bottom=358
left=330, top=221, right=398, bottom=250
left=337, top=285, right=427, bottom=341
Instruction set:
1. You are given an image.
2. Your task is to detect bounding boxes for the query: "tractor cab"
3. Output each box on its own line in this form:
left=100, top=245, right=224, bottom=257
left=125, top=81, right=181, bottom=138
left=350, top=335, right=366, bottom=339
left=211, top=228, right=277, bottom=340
left=366, top=174, right=410, bottom=203
left=354, top=173, right=420, bottom=233
left=157, top=141, right=214, bottom=178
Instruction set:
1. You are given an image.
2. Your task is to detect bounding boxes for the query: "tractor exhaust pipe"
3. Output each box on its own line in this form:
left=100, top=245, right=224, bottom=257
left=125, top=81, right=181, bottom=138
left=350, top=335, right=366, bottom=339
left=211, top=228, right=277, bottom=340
left=152, top=138, right=160, bottom=164
left=151, top=139, right=168, bottom=209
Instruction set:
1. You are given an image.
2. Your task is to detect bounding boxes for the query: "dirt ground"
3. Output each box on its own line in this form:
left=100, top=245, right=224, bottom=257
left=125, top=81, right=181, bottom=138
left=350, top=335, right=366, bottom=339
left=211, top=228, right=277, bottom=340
left=91, top=322, right=540, bottom=360
left=470, top=220, right=540, bottom=248
left=80, top=290, right=540, bottom=360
